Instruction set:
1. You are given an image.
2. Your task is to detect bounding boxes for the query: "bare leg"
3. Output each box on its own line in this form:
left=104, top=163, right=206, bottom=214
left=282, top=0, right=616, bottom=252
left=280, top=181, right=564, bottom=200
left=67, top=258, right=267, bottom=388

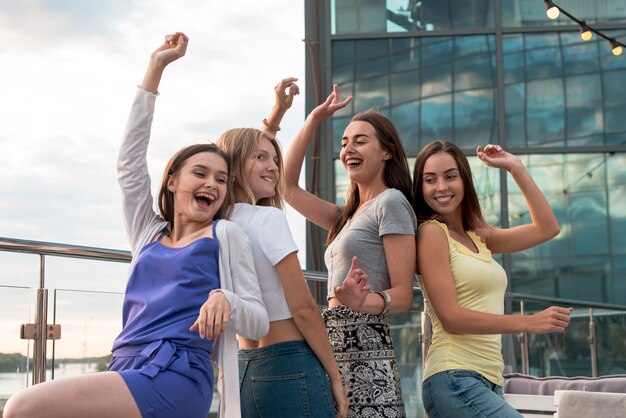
left=4, top=371, right=142, bottom=418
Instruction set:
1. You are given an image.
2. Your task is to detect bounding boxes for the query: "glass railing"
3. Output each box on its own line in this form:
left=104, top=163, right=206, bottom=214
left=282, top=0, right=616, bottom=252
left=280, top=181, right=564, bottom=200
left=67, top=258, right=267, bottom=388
left=2, top=237, right=625, bottom=418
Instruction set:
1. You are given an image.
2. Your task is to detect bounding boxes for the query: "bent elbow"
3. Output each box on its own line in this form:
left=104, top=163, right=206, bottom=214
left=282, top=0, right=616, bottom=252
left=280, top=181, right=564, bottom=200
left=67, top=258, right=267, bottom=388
left=549, top=223, right=560, bottom=239
left=438, top=314, right=463, bottom=334
left=393, top=297, right=413, bottom=313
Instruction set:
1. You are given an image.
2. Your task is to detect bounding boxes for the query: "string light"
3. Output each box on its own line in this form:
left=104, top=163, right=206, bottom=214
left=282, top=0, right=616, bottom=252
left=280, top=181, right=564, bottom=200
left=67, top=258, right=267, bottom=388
left=543, top=1, right=626, bottom=57
left=544, top=0, right=560, bottom=20
left=611, top=39, right=623, bottom=56
left=580, top=21, right=592, bottom=41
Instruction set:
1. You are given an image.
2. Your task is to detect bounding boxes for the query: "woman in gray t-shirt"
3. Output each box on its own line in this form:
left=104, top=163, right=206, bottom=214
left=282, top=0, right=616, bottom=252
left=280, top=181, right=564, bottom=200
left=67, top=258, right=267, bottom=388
left=284, top=84, right=417, bottom=418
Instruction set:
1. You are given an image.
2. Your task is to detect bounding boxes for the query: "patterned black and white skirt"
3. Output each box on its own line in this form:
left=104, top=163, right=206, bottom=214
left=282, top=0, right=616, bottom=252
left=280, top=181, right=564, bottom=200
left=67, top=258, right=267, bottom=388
left=322, top=305, right=405, bottom=418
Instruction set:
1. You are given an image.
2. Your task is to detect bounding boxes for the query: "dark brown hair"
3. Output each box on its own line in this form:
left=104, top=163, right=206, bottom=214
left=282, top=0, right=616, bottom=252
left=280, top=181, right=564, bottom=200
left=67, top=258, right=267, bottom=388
left=327, top=110, right=413, bottom=243
left=411, top=140, right=485, bottom=231
left=158, top=144, right=234, bottom=227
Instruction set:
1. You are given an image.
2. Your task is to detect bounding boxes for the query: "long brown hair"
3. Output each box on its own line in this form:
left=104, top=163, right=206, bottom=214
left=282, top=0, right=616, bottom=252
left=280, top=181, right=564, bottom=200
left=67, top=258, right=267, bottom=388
left=327, top=110, right=413, bottom=243
left=216, top=128, right=285, bottom=209
left=411, top=140, right=485, bottom=231
left=158, top=144, right=234, bottom=227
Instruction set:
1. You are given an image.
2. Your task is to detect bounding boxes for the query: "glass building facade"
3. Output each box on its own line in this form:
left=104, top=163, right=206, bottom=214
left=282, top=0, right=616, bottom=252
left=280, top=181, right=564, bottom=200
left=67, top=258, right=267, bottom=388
left=304, top=1, right=626, bottom=415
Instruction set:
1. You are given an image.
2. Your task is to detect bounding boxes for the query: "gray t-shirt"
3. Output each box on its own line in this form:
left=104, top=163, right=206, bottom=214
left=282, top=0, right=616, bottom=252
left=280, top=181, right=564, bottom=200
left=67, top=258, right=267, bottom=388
left=324, top=188, right=416, bottom=299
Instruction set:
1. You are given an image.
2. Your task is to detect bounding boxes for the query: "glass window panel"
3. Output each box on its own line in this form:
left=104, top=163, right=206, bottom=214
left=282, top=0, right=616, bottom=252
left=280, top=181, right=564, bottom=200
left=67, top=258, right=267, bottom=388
left=390, top=101, right=420, bottom=151
left=331, top=115, right=352, bottom=154
left=420, top=94, right=452, bottom=141
left=525, top=46, right=563, bottom=81
left=565, top=74, right=603, bottom=141
left=611, top=256, right=626, bottom=305
left=421, top=63, right=452, bottom=98
left=355, top=39, right=389, bottom=79
left=526, top=79, right=565, bottom=146
left=390, top=70, right=420, bottom=104
left=52, top=290, right=124, bottom=367
left=454, top=37, right=496, bottom=91
left=502, top=0, right=626, bottom=27
left=568, top=191, right=609, bottom=256
left=390, top=38, right=420, bottom=72
left=453, top=89, right=497, bottom=148
left=421, top=37, right=453, bottom=66
left=354, top=76, right=389, bottom=111
left=608, top=154, right=626, bottom=254
left=0, top=286, right=31, bottom=392
left=503, top=50, right=526, bottom=85
left=603, top=69, right=626, bottom=135
left=333, top=0, right=387, bottom=34
left=504, top=83, right=526, bottom=147
left=332, top=40, right=355, bottom=67
left=562, top=37, right=601, bottom=76
left=469, top=156, right=500, bottom=225
left=334, top=159, right=349, bottom=204
left=600, top=30, right=626, bottom=70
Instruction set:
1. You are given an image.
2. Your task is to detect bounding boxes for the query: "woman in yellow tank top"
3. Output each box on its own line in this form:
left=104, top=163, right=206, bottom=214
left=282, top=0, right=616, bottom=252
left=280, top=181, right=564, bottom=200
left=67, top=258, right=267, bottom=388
left=411, top=141, right=573, bottom=417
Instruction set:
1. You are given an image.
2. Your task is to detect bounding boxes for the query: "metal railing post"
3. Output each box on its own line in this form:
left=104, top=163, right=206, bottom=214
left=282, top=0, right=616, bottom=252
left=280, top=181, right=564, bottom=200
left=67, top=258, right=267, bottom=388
left=588, top=308, right=598, bottom=378
left=33, top=255, right=48, bottom=384
left=518, top=300, right=530, bottom=375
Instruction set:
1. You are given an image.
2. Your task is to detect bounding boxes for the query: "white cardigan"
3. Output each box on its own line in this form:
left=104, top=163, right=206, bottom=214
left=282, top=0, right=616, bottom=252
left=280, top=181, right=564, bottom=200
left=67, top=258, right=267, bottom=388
left=117, top=87, right=269, bottom=418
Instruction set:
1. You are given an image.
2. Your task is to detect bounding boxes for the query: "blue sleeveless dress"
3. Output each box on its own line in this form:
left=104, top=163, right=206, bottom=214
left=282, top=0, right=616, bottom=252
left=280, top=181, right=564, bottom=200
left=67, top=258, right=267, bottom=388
left=109, top=221, right=220, bottom=418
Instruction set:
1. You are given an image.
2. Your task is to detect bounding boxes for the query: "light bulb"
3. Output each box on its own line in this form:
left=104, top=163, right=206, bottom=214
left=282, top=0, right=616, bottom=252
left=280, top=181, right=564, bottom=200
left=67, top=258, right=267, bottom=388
left=580, top=22, right=592, bottom=41
left=546, top=3, right=560, bottom=20
left=613, top=45, right=623, bottom=56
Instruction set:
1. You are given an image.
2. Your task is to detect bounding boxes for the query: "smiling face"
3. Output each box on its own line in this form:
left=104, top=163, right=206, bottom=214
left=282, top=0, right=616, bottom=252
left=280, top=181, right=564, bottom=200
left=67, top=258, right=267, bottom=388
left=339, top=120, right=390, bottom=185
left=422, top=151, right=465, bottom=220
left=243, top=136, right=280, bottom=202
left=168, top=151, right=229, bottom=224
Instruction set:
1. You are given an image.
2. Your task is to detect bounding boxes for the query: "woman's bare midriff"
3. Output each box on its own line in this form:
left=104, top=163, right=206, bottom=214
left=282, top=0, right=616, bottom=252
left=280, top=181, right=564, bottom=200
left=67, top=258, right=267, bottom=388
left=239, top=318, right=305, bottom=349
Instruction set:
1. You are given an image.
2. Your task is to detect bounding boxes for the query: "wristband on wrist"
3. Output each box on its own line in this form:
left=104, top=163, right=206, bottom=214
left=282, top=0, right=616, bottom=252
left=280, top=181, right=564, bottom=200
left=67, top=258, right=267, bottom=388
left=374, top=290, right=392, bottom=315
left=262, top=118, right=281, bottom=132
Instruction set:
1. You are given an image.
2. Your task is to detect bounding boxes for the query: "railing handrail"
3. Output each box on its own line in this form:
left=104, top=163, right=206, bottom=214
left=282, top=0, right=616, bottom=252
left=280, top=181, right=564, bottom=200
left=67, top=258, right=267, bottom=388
left=506, top=291, right=626, bottom=312
left=0, top=236, right=131, bottom=263
left=3, top=236, right=626, bottom=313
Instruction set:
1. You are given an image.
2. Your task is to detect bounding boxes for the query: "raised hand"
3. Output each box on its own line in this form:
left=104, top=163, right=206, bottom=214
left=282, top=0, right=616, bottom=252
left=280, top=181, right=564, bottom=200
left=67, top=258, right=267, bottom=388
left=476, top=144, right=523, bottom=172
left=334, top=256, right=369, bottom=311
left=151, top=32, right=189, bottom=68
left=190, top=290, right=231, bottom=340
left=309, top=84, right=353, bottom=123
left=526, top=306, right=573, bottom=334
left=141, top=32, right=189, bottom=94
left=274, top=77, right=300, bottom=111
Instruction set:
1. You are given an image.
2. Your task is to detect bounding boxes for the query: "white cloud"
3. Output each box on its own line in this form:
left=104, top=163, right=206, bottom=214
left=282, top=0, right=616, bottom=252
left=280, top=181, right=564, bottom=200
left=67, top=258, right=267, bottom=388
left=0, top=1, right=307, bottom=357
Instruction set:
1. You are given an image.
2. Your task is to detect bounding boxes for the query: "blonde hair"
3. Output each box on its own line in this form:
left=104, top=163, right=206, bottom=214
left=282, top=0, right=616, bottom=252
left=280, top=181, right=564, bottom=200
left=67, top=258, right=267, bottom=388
left=216, top=128, right=285, bottom=209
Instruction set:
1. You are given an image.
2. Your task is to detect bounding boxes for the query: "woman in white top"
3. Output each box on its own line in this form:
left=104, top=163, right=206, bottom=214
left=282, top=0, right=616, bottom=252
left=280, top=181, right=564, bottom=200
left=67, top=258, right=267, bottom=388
left=216, top=79, right=351, bottom=417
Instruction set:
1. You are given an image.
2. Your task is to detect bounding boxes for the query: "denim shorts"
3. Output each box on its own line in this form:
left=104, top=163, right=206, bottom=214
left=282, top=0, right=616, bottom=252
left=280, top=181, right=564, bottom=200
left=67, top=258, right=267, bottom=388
left=422, top=370, right=522, bottom=418
left=239, top=340, right=334, bottom=418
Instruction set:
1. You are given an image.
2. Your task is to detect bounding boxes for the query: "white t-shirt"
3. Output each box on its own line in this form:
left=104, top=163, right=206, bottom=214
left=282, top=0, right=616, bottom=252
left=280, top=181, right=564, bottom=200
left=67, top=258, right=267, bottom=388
left=230, top=203, right=298, bottom=321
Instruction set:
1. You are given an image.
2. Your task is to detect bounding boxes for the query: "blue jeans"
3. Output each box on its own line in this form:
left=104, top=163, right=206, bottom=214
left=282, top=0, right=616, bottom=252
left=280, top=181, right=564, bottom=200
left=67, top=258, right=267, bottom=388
left=422, top=370, right=522, bottom=418
left=239, top=340, right=334, bottom=418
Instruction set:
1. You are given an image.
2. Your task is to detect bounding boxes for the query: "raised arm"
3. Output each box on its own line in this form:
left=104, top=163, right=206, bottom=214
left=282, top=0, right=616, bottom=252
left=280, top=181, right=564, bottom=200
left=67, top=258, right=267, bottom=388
left=260, top=77, right=299, bottom=137
left=117, top=32, right=189, bottom=253
left=283, top=84, right=353, bottom=230
left=418, top=222, right=571, bottom=335
left=476, top=144, right=560, bottom=253
left=141, top=32, right=188, bottom=94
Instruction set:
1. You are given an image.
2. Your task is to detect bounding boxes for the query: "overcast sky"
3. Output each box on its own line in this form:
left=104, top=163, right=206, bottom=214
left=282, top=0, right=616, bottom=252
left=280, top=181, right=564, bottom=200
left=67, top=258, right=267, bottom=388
left=0, top=1, right=308, bottom=358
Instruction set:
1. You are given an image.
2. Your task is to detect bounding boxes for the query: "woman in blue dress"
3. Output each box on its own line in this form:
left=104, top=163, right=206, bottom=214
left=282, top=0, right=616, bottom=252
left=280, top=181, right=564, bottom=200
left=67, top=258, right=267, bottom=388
left=4, top=32, right=268, bottom=418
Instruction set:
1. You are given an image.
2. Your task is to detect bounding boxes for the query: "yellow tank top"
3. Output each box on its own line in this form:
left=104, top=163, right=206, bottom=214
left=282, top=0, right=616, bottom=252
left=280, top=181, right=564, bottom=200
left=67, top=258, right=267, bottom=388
left=419, top=220, right=508, bottom=386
